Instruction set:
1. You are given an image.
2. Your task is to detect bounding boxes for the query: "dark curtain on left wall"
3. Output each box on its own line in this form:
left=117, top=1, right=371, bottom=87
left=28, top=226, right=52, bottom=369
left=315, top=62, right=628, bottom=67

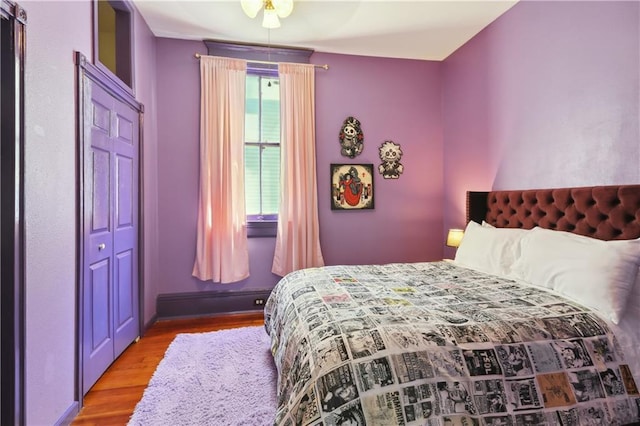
left=1, top=1, right=26, bottom=424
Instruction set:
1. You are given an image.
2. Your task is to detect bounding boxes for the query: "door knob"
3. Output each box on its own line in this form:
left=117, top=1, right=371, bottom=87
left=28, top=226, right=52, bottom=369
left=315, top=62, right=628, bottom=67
left=98, top=243, right=106, bottom=251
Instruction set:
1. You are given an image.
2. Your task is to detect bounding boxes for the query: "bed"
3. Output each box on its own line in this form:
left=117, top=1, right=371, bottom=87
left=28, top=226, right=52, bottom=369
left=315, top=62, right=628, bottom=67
left=264, top=184, right=640, bottom=425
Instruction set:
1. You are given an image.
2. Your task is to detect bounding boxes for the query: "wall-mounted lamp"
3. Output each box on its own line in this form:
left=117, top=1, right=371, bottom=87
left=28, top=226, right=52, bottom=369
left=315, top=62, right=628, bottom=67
left=241, top=0, right=294, bottom=29
left=446, top=229, right=464, bottom=248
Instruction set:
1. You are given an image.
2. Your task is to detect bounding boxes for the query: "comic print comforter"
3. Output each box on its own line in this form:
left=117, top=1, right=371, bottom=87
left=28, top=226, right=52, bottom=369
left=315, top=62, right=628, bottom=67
left=264, top=261, right=640, bottom=426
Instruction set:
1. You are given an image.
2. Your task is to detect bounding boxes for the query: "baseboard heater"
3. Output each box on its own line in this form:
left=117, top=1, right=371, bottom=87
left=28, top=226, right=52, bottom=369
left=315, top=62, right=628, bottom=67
left=156, top=289, right=273, bottom=319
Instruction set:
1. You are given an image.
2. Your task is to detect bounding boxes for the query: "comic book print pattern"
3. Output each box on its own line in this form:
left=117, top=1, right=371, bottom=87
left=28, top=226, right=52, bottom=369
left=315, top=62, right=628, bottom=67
left=264, top=261, right=640, bottom=426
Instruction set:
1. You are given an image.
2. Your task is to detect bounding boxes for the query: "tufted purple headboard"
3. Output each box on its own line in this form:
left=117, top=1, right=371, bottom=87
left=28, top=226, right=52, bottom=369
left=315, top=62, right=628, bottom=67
left=467, top=185, right=640, bottom=241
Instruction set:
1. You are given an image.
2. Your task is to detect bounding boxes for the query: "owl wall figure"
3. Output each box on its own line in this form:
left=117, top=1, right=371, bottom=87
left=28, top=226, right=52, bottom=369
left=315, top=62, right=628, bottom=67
left=378, top=140, right=404, bottom=179
left=339, top=116, right=364, bottom=158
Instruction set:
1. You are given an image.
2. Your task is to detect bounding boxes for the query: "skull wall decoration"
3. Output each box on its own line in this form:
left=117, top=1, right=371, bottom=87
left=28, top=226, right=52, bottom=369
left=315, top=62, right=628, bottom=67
left=378, top=140, right=404, bottom=179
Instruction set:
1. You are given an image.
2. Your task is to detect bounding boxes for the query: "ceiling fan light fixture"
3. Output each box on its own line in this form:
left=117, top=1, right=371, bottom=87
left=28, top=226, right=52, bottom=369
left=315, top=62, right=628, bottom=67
left=272, top=0, right=293, bottom=18
left=262, top=5, right=281, bottom=29
left=241, top=0, right=293, bottom=28
left=240, top=0, right=263, bottom=18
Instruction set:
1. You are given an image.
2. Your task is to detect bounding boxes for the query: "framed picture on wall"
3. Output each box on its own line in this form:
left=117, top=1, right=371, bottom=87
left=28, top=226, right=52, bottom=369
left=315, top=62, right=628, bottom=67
left=330, top=164, right=374, bottom=210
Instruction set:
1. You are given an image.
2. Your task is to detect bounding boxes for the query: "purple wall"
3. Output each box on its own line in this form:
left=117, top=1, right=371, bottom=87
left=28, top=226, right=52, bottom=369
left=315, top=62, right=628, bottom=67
left=132, top=3, right=161, bottom=326
left=442, top=0, right=640, bottom=257
left=22, top=1, right=158, bottom=423
left=20, top=0, right=640, bottom=423
left=24, top=1, right=92, bottom=424
left=156, top=38, right=282, bottom=294
left=314, top=52, right=443, bottom=265
left=155, top=40, right=444, bottom=295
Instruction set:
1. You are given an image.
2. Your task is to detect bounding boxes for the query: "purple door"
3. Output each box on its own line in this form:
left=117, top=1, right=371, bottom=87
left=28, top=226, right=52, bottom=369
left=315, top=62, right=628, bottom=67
left=82, top=74, right=139, bottom=393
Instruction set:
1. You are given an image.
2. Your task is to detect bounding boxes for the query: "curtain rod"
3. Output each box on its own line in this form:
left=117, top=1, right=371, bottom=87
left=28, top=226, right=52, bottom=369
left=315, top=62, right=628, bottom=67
left=194, top=53, right=329, bottom=70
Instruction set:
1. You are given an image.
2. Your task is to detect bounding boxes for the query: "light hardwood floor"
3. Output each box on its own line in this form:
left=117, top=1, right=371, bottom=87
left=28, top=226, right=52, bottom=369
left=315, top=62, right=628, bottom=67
left=72, top=312, right=265, bottom=425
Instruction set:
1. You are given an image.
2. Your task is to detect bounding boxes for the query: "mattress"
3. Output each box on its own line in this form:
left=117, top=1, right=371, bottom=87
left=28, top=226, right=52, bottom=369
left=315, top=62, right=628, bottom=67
left=264, top=261, right=640, bottom=425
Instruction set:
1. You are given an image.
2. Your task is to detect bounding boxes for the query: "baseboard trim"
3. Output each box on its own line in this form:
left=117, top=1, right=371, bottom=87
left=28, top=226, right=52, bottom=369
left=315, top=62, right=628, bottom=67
left=142, top=313, right=158, bottom=336
left=55, top=401, right=79, bottom=426
left=156, top=289, right=273, bottom=319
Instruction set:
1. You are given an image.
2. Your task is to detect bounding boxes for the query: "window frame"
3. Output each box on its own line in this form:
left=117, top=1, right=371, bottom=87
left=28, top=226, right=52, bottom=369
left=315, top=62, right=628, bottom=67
left=1, top=1, right=26, bottom=423
left=92, top=0, right=134, bottom=95
left=203, top=40, right=313, bottom=238
left=245, top=67, right=280, bottom=238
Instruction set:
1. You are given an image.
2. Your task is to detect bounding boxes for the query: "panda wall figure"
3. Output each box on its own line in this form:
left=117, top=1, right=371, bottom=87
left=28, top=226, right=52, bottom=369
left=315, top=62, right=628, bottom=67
left=339, top=116, right=364, bottom=158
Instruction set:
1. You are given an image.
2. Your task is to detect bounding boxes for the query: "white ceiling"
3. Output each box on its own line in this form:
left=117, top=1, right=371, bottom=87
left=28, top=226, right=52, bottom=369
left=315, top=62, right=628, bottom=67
left=132, top=0, right=519, bottom=61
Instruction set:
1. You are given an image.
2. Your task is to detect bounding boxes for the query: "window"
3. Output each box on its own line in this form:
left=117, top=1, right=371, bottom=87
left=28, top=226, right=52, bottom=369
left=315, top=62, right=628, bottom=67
left=94, top=0, right=133, bottom=91
left=202, top=40, right=313, bottom=238
left=245, top=70, right=280, bottom=236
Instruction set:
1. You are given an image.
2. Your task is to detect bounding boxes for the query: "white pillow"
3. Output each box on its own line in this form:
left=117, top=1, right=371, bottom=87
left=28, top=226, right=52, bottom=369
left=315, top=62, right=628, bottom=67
left=454, top=221, right=530, bottom=277
left=509, top=227, right=640, bottom=324
left=628, top=270, right=640, bottom=324
left=615, top=269, right=640, bottom=344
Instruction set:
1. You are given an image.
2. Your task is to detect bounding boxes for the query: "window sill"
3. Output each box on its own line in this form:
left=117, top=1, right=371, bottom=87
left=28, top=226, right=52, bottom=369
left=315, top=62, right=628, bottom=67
left=247, top=220, right=277, bottom=238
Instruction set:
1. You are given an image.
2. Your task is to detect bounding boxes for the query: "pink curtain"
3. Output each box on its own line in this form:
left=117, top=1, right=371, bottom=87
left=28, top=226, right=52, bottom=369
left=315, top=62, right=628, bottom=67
left=192, top=56, right=250, bottom=283
left=272, top=63, right=325, bottom=276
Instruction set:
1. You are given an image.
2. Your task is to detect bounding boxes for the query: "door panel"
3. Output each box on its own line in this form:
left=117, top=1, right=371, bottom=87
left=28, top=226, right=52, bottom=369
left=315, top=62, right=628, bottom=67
left=92, top=100, right=111, bottom=133
left=116, top=155, right=133, bottom=228
left=85, top=258, right=112, bottom=389
left=89, top=259, right=111, bottom=349
left=111, top=101, right=138, bottom=357
left=114, top=250, right=137, bottom=356
left=82, top=72, right=139, bottom=393
left=83, top=79, right=117, bottom=390
left=91, top=149, right=111, bottom=233
left=115, top=110, right=134, bottom=145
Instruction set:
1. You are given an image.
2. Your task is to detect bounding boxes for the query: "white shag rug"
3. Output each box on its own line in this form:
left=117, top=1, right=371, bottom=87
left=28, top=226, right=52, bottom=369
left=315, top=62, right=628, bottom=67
left=128, top=326, right=277, bottom=426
